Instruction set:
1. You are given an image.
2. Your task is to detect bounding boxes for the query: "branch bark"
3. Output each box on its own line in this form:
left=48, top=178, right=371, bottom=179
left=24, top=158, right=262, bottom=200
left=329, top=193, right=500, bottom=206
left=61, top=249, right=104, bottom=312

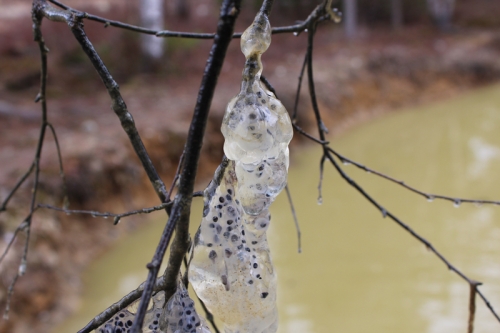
left=130, top=1, right=241, bottom=331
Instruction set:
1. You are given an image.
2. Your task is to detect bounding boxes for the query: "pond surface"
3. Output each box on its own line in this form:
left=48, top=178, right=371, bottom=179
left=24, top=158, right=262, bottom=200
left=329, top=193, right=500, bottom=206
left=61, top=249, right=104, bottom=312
left=54, top=84, right=500, bottom=333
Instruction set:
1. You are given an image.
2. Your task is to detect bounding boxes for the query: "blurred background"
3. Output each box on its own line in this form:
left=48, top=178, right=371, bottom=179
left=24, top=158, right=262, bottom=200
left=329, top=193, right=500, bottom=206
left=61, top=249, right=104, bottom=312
left=1, top=0, right=500, bottom=332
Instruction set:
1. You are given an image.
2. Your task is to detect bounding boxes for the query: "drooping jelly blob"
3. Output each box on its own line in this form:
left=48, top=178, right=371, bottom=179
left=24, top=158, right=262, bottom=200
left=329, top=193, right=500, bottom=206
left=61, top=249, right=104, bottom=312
left=221, top=12, right=293, bottom=216
left=160, top=282, right=211, bottom=333
left=189, top=161, right=278, bottom=333
left=190, top=10, right=291, bottom=333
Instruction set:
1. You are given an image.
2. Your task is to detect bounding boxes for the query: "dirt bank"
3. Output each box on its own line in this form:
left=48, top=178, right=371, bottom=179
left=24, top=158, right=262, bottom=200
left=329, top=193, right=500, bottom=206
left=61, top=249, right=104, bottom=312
left=1, top=1, right=500, bottom=332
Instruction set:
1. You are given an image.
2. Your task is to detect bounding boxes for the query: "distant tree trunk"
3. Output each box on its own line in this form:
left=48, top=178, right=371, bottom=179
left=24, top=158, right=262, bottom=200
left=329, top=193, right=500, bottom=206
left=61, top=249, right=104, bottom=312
left=140, top=0, right=165, bottom=70
left=427, top=0, right=455, bottom=31
left=175, top=0, right=189, bottom=18
left=343, top=0, right=357, bottom=39
left=391, top=0, right=403, bottom=30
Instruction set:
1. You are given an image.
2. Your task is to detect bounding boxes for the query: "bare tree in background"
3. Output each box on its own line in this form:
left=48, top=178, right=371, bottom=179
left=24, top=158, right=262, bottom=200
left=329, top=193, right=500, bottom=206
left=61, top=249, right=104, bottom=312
left=140, top=0, right=165, bottom=68
left=343, top=0, right=357, bottom=38
left=391, top=0, right=403, bottom=30
left=175, top=0, right=189, bottom=18
left=427, top=0, right=455, bottom=31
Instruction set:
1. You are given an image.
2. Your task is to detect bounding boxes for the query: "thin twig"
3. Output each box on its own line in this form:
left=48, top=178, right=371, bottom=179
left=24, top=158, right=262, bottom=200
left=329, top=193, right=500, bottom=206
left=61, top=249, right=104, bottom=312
left=0, top=162, right=35, bottom=212
left=468, top=280, right=481, bottom=333
left=47, top=0, right=335, bottom=39
left=328, top=147, right=500, bottom=207
left=292, top=52, right=308, bottom=121
left=166, top=150, right=186, bottom=203
left=39, top=203, right=171, bottom=224
left=293, top=123, right=329, bottom=145
left=317, top=154, right=326, bottom=204
left=0, top=217, right=30, bottom=265
left=260, top=75, right=277, bottom=97
left=477, top=290, right=500, bottom=322
left=285, top=185, right=301, bottom=253
left=198, top=297, right=221, bottom=333
left=46, top=122, right=68, bottom=208
left=38, top=191, right=203, bottom=225
left=3, top=274, right=20, bottom=320
left=306, top=24, right=328, bottom=142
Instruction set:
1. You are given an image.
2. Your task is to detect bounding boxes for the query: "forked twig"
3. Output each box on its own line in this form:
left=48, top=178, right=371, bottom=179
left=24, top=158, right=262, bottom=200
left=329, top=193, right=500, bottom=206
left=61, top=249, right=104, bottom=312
left=0, top=162, right=35, bottom=212
left=38, top=191, right=203, bottom=225
left=328, top=147, right=500, bottom=207
left=46, top=122, right=68, bottom=208
left=2, top=4, right=51, bottom=317
left=285, top=185, right=302, bottom=253
left=47, top=0, right=333, bottom=40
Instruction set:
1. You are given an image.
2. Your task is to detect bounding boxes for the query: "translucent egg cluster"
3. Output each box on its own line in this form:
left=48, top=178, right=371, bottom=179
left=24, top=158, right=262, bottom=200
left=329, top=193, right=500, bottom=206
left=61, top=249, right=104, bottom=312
left=96, top=285, right=208, bottom=333
left=221, top=12, right=293, bottom=216
left=97, top=291, right=165, bottom=333
left=189, top=12, right=291, bottom=333
left=189, top=162, right=278, bottom=333
left=160, top=283, right=211, bottom=333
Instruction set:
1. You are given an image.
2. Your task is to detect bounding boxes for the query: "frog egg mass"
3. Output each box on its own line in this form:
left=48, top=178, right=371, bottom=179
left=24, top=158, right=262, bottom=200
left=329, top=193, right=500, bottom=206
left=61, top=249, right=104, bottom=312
left=97, top=285, right=210, bottom=333
left=221, top=12, right=292, bottom=216
left=189, top=10, right=292, bottom=333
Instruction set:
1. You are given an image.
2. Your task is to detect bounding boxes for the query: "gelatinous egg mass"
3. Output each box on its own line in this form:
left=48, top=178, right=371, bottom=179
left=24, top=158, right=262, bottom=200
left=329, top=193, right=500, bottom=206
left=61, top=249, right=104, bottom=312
left=97, top=291, right=164, bottom=333
left=97, top=286, right=210, bottom=333
left=221, top=12, right=292, bottom=216
left=161, top=283, right=212, bottom=333
left=190, top=10, right=292, bottom=333
left=189, top=162, right=278, bottom=333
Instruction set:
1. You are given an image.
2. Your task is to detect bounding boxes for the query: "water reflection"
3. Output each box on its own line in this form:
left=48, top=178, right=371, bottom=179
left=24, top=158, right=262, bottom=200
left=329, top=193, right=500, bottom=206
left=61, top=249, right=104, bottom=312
left=468, top=137, right=500, bottom=178
left=53, top=84, right=500, bottom=333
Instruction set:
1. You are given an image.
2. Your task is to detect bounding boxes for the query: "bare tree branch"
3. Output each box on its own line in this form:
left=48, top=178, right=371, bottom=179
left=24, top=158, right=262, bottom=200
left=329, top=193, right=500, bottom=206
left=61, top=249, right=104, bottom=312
left=285, top=185, right=302, bottom=253
left=3, top=1, right=51, bottom=318
left=34, top=1, right=169, bottom=205
left=46, top=122, right=68, bottom=208
left=295, top=6, right=500, bottom=325
left=38, top=190, right=203, bottom=225
left=292, top=54, right=308, bottom=121
left=468, top=280, right=481, bottom=333
left=67, top=19, right=169, bottom=204
left=0, top=162, right=35, bottom=212
left=47, top=0, right=336, bottom=39
left=128, top=1, right=242, bottom=332
left=328, top=147, right=500, bottom=207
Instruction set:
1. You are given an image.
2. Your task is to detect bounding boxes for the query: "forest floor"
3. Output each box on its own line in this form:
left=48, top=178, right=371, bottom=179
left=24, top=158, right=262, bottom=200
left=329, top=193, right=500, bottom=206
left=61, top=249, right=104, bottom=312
left=1, top=1, right=500, bottom=332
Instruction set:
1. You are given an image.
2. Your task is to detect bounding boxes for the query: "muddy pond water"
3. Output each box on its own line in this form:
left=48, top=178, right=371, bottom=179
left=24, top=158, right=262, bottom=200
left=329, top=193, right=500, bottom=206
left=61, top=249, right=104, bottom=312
left=54, top=84, right=500, bottom=333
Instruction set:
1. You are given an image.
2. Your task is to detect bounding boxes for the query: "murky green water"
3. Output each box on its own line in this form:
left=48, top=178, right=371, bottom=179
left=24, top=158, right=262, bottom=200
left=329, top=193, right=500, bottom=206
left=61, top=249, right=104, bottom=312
left=54, top=84, right=500, bottom=333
